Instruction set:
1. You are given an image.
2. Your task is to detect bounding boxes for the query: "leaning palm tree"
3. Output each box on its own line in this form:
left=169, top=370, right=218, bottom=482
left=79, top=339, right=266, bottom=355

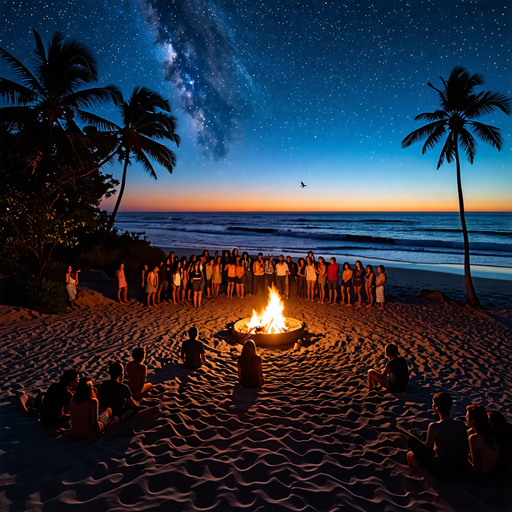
left=0, top=29, right=121, bottom=173
left=103, top=86, right=180, bottom=233
left=402, top=66, right=510, bottom=308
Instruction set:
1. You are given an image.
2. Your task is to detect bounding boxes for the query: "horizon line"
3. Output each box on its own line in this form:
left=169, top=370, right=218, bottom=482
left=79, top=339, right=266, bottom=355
left=114, top=210, right=512, bottom=214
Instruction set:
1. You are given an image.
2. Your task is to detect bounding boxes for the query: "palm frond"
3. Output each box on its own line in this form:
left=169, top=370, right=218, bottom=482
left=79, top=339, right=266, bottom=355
left=0, top=77, right=40, bottom=105
left=75, top=110, right=121, bottom=131
left=437, top=132, right=456, bottom=168
left=401, top=120, right=446, bottom=149
left=137, top=135, right=177, bottom=172
left=470, top=121, right=504, bottom=151
left=0, top=105, right=38, bottom=129
left=414, top=110, right=447, bottom=122
left=132, top=147, right=158, bottom=179
left=466, top=91, right=512, bottom=118
left=0, top=47, right=44, bottom=95
left=458, top=128, right=477, bottom=164
left=421, top=123, right=447, bottom=154
left=65, top=85, right=122, bottom=109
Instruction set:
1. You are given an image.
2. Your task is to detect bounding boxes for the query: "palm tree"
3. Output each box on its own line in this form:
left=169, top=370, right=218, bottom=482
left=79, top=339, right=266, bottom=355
left=402, top=66, right=510, bottom=308
left=102, top=86, right=180, bottom=233
left=0, top=29, right=121, bottom=174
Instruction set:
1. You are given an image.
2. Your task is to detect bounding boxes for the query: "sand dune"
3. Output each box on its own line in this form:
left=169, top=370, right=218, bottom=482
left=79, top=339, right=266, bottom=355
left=0, top=270, right=511, bottom=511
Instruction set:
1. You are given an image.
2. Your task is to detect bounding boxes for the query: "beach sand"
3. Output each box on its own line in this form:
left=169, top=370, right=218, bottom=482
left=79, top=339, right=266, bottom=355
left=0, top=264, right=511, bottom=511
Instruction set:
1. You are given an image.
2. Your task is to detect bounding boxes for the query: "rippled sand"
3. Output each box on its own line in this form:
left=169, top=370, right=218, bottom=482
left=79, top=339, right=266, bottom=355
left=1, top=270, right=511, bottom=511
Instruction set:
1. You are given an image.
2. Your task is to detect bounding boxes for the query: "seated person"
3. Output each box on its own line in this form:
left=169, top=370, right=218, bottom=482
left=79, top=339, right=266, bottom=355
left=99, top=362, right=158, bottom=423
left=466, top=404, right=500, bottom=474
left=39, top=369, right=79, bottom=428
left=238, top=339, right=264, bottom=389
left=127, top=347, right=153, bottom=399
left=406, top=392, right=469, bottom=480
left=70, top=377, right=116, bottom=439
left=367, top=344, right=409, bottom=392
left=180, top=327, right=206, bottom=370
left=488, top=410, right=512, bottom=470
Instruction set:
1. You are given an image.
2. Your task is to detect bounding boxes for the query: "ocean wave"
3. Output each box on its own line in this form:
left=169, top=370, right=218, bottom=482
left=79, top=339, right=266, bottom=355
left=227, top=226, right=278, bottom=234
left=294, top=217, right=408, bottom=224
left=423, top=228, right=512, bottom=238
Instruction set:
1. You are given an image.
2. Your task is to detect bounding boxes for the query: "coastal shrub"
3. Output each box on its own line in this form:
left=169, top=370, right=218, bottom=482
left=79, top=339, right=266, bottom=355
left=76, top=246, right=122, bottom=272
left=25, top=279, right=67, bottom=314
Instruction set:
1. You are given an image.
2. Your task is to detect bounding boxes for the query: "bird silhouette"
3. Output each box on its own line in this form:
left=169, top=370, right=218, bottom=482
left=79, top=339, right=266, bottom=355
left=300, top=182, right=306, bottom=188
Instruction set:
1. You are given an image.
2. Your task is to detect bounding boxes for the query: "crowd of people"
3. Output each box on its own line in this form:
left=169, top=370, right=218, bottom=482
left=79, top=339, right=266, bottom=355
left=65, top=248, right=389, bottom=309
left=16, top=333, right=511, bottom=481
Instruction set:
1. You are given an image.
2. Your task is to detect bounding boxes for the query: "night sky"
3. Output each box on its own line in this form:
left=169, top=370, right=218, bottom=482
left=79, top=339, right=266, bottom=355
left=1, top=0, right=511, bottom=211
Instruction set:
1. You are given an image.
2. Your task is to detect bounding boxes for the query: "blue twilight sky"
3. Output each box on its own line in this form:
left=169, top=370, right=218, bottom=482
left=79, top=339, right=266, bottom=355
left=1, top=0, right=511, bottom=211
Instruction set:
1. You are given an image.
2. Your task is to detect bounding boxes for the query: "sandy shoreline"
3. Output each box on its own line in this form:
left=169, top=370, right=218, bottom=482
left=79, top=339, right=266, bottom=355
left=1, top=260, right=511, bottom=511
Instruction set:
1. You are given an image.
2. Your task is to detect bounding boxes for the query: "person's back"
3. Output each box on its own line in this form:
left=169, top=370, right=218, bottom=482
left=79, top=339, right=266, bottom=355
left=386, top=356, right=409, bottom=392
left=238, top=354, right=261, bottom=388
left=434, top=418, right=469, bottom=475
left=182, top=338, right=205, bottom=370
left=127, top=360, right=146, bottom=394
left=40, top=382, right=72, bottom=428
left=99, top=379, right=132, bottom=418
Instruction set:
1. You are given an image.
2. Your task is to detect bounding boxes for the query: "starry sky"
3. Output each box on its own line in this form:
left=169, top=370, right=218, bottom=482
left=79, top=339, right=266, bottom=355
left=1, top=0, right=511, bottom=211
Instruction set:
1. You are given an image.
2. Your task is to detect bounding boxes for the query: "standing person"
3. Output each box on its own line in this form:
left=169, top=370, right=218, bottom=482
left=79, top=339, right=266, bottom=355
left=65, top=266, right=79, bottom=309
left=365, top=265, right=376, bottom=307
left=466, top=405, right=500, bottom=474
left=40, top=369, right=79, bottom=429
left=145, top=265, right=159, bottom=308
left=340, top=262, right=353, bottom=306
left=157, top=259, right=171, bottom=304
left=171, top=261, right=182, bottom=304
left=406, top=392, right=469, bottom=480
left=70, top=378, right=115, bottom=439
left=296, top=258, right=306, bottom=298
left=264, top=254, right=276, bottom=292
left=275, top=254, right=289, bottom=298
left=353, top=260, right=365, bottom=306
left=225, top=255, right=236, bottom=298
left=286, top=255, right=297, bottom=299
left=116, top=263, right=129, bottom=305
left=242, top=252, right=253, bottom=295
left=316, top=256, right=327, bottom=304
left=253, top=253, right=265, bottom=297
left=238, top=339, right=264, bottom=388
left=205, top=257, right=214, bottom=298
left=180, top=327, right=207, bottom=370
left=212, top=255, right=222, bottom=298
left=141, top=264, right=148, bottom=288
left=376, top=264, right=387, bottom=309
left=180, top=257, right=188, bottom=303
left=190, top=260, right=204, bottom=308
left=186, top=255, right=196, bottom=301
left=235, top=255, right=246, bottom=298
left=221, top=250, right=230, bottom=295
left=326, top=257, right=339, bottom=304
left=306, top=256, right=317, bottom=301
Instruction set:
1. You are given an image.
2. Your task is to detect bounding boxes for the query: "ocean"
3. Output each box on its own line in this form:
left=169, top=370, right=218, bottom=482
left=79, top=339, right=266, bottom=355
left=115, top=212, right=512, bottom=279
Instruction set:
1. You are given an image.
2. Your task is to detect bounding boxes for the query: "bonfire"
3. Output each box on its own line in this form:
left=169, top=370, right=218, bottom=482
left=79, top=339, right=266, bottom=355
left=245, top=285, right=290, bottom=334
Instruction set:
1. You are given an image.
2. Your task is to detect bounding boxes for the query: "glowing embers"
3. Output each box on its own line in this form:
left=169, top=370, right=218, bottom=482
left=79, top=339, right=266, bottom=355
left=246, top=285, right=288, bottom=334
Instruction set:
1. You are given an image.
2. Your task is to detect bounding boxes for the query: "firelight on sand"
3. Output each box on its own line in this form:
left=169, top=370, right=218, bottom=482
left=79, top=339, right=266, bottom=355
left=246, top=286, right=289, bottom=335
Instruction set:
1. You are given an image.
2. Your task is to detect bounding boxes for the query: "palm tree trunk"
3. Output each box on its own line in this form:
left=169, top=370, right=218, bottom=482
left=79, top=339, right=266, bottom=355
left=106, top=153, right=129, bottom=235
left=454, top=142, right=481, bottom=308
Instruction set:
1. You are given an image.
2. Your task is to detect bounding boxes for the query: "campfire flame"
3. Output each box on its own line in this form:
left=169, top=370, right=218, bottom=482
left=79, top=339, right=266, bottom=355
left=246, top=285, right=289, bottom=334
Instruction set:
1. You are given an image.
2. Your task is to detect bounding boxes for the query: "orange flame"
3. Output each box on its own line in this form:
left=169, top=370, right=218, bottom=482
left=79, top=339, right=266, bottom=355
left=246, top=285, right=289, bottom=334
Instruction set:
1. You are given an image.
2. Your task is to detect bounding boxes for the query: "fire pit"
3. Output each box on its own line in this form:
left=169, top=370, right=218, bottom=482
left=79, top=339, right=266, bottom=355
left=231, top=286, right=305, bottom=348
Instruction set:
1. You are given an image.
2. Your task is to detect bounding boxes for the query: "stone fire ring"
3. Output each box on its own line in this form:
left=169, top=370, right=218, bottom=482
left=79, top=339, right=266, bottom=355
left=232, top=318, right=305, bottom=349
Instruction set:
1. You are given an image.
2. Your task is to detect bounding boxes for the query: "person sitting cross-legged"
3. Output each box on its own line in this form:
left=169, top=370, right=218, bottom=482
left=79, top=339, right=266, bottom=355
left=367, top=344, right=409, bottom=393
left=180, top=327, right=207, bottom=370
left=99, top=362, right=159, bottom=423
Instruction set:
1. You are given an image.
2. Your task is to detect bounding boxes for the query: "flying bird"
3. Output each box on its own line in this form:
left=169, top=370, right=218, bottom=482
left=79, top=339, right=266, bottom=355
left=300, top=182, right=306, bottom=188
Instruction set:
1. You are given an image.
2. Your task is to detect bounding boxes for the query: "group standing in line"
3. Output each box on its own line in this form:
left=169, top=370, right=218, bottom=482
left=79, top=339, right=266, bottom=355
left=66, top=249, right=389, bottom=309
